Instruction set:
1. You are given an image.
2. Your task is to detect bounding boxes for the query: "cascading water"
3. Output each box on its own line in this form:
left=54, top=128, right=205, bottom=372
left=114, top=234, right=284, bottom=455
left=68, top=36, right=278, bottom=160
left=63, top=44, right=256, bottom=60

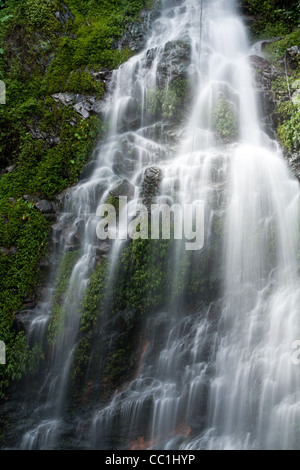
left=16, top=0, right=300, bottom=450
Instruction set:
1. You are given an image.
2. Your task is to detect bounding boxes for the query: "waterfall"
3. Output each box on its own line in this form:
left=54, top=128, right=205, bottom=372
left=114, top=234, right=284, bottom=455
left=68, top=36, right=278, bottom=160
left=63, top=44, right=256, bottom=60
left=18, top=0, right=300, bottom=450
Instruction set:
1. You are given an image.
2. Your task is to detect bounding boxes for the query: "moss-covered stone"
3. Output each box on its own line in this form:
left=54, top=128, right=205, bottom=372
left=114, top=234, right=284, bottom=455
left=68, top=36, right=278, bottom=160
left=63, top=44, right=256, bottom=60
left=212, top=98, right=239, bottom=141
left=146, top=77, right=191, bottom=121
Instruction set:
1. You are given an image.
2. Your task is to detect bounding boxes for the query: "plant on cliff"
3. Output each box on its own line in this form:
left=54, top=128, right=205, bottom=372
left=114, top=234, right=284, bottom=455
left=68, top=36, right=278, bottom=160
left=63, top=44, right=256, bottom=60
left=239, top=0, right=300, bottom=38
left=0, top=0, right=154, bottom=397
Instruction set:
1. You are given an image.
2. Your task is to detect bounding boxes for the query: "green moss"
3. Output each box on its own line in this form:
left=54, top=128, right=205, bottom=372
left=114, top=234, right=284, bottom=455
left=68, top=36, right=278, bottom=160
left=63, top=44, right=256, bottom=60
left=147, top=78, right=191, bottom=120
left=277, top=110, right=300, bottom=151
left=212, top=98, right=239, bottom=141
left=47, top=250, right=80, bottom=344
left=22, top=0, right=61, bottom=31
left=0, top=198, right=50, bottom=397
left=106, top=194, right=120, bottom=215
left=103, top=343, right=134, bottom=394
left=239, top=0, right=300, bottom=39
left=265, top=29, right=300, bottom=64
left=71, top=259, right=108, bottom=382
left=80, top=258, right=109, bottom=333
left=270, top=71, right=300, bottom=152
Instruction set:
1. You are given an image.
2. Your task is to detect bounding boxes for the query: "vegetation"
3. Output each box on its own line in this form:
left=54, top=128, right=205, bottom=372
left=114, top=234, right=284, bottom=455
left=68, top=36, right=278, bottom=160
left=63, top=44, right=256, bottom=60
left=1, top=0, right=300, bottom=402
left=72, top=208, right=224, bottom=390
left=265, top=29, right=300, bottom=64
left=239, top=0, right=300, bottom=38
left=212, top=98, right=239, bottom=141
left=146, top=78, right=191, bottom=121
left=0, top=0, right=153, bottom=397
left=272, top=76, right=300, bottom=153
left=264, top=35, right=300, bottom=153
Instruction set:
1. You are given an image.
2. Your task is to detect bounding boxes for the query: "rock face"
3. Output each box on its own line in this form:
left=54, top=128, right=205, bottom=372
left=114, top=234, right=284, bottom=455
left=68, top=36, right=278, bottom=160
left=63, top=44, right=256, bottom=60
left=116, top=7, right=161, bottom=53
left=0, top=164, right=16, bottom=176
left=157, top=39, right=192, bottom=87
left=109, top=179, right=135, bottom=200
left=34, top=199, right=56, bottom=216
left=31, top=198, right=58, bottom=221
left=286, top=46, right=300, bottom=70
left=141, top=166, right=162, bottom=206
left=53, top=2, right=75, bottom=25
left=27, top=123, right=60, bottom=145
left=250, top=51, right=300, bottom=182
left=51, top=93, right=103, bottom=119
left=249, top=55, right=285, bottom=136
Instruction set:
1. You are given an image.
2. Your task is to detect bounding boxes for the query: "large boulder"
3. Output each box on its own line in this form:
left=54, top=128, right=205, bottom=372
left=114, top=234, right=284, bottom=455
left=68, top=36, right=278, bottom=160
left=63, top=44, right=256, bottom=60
left=141, top=166, right=162, bottom=206
left=34, top=199, right=55, bottom=214
left=157, top=38, right=192, bottom=87
left=109, top=179, right=135, bottom=201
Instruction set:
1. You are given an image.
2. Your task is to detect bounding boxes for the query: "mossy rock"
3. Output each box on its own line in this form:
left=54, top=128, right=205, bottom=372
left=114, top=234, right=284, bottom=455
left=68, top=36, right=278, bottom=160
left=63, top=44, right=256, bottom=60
left=212, top=98, right=239, bottom=141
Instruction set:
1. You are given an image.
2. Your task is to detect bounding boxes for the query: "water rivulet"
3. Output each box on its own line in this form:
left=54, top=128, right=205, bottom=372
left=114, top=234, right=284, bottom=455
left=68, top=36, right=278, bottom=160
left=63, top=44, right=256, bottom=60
left=15, top=0, right=300, bottom=450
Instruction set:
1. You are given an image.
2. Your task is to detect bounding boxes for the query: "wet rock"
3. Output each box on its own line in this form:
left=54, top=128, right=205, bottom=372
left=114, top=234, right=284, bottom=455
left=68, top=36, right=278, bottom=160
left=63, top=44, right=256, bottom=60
left=144, top=166, right=162, bottom=184
left=141, top=166, right=162, bottom=206
left=123, top=22, right=147, bottom=51
left=75, top=219, right=86, bottom=239
left=112, top=150, right=135, bottom=177
left=80, top=160, right=97, bottom=181
left=73, top=97, right=95, bottom=119
left=109, top=179, right=135, bottom=200
left=64, top=230, right=80, bottom=250
left=286, top=46, right=300, bottom=70
left=53, top=2, right=75, bottom=25
left=27, top=123, right=60, bottom=145
left=96, top=242, right=111, bottom=258
left=27, top=124, right=43, bottom=140
left=249, top=55, right=284, bottom=135
left=52, top=92, right=75, bottom=106
left=38, top=257, right=50, bottom=271
left=116, top=98, right=141, bottom=133
left=23, top=195, right=39, bottom=204
left=54, top=187, right=73, bottom=208
left=0, top=164, right=16, bottom=176
left=52, top=93, right=102, bottom=119
left=157, top=38, right=192, bottom=87
left=0, top=246, right=17, bottom=256
left=93, top=181, right=108, bottom=204
left=44, top=213, right=57, bottom=221
left=34, top=200, right=54, bottom=214
left=91, top=68, right=113, bottom=84
left=14, top=310, right=36, bottom=331
left=22, top=293, right=37, bottom=309
left=116, top=9, right=156, bottom=53
left=145, top=48, right=157, bottom=68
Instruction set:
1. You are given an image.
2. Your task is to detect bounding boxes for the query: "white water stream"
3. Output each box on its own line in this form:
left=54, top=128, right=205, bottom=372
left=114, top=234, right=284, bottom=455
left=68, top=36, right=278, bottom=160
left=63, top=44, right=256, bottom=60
left=20, top=0, right=300, bottom=450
